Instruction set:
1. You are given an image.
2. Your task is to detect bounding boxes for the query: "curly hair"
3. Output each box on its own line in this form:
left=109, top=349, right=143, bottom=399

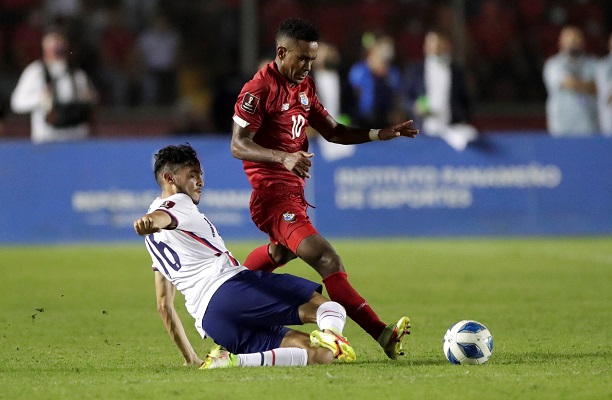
left=275, top=18, right=319, bottom=44
left=153, top=143, right=200, bottom=184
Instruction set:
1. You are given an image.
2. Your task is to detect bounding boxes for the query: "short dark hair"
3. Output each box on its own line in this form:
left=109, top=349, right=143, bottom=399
left=153, top=144, right=200, bottom=184
left=275, top=18, right=319, bottom=44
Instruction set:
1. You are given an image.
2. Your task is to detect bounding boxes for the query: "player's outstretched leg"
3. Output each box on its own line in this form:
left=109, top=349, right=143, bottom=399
left=200, top=344, right=311, bottom=369
left=377, top=316, right=411, bottom=360
left=297, top=235, right=389, bottom=341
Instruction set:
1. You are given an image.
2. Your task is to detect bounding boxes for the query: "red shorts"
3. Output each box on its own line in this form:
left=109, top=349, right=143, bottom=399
left=249, top=186, right=318, bottom=253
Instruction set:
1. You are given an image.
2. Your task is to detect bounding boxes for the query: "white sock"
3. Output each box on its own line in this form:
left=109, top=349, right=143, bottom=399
left=237, top=348, right=308, bottom=367
left=316, top=301, right=347, bottom=334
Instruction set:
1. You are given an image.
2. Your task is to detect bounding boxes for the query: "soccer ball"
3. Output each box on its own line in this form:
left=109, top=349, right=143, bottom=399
left=443, top=320, right=493, bottom=365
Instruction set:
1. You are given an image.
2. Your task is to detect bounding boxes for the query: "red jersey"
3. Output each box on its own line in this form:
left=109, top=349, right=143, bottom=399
left=233, top=62, right=329, bottom=189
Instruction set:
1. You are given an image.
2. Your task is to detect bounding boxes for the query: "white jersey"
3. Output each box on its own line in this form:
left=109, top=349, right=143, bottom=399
left=144, top=193, right=247, bottom=338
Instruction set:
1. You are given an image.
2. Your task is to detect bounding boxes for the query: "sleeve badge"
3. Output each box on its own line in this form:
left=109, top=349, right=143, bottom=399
left=160, top=201, right=175, bottom=209
left=241, top=92, right=260, bottom=114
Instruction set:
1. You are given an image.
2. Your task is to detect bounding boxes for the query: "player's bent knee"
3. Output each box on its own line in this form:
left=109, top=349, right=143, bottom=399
left=269, top=243, right=297, bottom=265
left=311, top=252, right=344, bottom=277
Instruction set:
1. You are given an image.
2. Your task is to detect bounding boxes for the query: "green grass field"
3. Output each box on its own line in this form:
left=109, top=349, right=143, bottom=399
left=1, top=237, right=611, bottom=400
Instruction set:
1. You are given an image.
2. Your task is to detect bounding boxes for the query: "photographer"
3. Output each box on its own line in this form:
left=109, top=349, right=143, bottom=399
left=11, top=27, right=96, bottom=143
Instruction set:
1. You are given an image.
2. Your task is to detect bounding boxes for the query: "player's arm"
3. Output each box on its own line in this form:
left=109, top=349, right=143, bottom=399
left=231, top=122, right=314, bottom=178
left=134, top=210, right=174, bottom=236
left=311, top=114, right=419, bottom=144
left=154, top=271, right=203, bottom=366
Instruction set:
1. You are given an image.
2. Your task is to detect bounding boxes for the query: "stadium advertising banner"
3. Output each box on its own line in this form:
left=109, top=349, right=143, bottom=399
left=311, top=134, right=612, bottom=237
left=0, top=134, right=610, bottom=244
left=0, top=138, right=262, bottom=244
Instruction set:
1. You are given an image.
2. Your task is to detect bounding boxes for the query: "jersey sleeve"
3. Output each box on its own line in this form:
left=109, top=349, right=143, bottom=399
left=233, top=78, right=269, bottom=133
left=154, top=194, right=194, bottom=230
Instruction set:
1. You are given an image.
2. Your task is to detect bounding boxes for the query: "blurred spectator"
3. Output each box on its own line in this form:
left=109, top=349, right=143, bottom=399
left=404, top=30, right=476, bottom=151
left=596, top=33, right=612, bottom=135
left=312, top=42, right=355, bottom=161
left=135, top=14, right=180, bottom=106
left=10, top=27, right=97, bottom=143
left=170, top=64, right=213, bottom=135
left=98, top=6, right=136, bottom=107
left=348, top=34, right=403, bottom=128
left=543, top=26, right=598, bottom=136
left=1, top=0, right=609, bottom=133
left=313, top=43, right=341, bottom=119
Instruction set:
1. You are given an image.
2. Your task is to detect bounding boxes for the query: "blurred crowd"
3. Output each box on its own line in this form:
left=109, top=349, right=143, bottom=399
left=0, top=0, right=611, bottom=137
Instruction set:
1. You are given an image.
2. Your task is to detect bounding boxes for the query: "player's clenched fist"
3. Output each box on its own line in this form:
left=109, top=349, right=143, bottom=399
left=134, top=215, right=160, bottom=236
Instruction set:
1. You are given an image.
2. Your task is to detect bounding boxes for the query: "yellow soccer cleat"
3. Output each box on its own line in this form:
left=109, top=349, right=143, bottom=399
left=377, top=316, right=411, bottom=360
left=199, top=344, right=239, bottom=369
left=310, top=329, right=356, bottom=363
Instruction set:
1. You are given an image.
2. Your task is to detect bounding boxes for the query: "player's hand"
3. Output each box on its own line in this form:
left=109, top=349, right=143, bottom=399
left=185, top=356, right=204, bottom=367
left=379, top=120, right=419, bottom=140
left=282, top=151, right=314, bottom=178
left=134, top=215, right=161, bottom=236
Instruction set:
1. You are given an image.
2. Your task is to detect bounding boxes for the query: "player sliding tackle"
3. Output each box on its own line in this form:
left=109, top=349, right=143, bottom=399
left=134, top=144, right=356, bottom=368
left=231, top=18, right=415, bottom=359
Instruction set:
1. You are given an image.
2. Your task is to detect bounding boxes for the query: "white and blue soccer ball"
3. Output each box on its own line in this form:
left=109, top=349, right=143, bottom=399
left=443, top=320, right=493, bottom=365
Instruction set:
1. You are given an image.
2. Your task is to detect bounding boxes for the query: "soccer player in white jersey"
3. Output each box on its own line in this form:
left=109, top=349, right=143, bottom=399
left=134, top=144, right=356, bottom=368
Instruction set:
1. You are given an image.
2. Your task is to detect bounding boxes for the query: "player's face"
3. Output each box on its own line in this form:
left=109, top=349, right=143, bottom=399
left=173, top=164, right=203, bottom=205
left=278, top=39, right=318, bottom=84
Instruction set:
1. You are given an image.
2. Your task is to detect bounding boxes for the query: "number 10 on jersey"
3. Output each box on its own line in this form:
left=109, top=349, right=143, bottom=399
left=291, top=115, right=306, bottom=139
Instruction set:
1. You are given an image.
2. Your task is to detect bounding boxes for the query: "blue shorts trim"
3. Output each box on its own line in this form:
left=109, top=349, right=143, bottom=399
left=202, top=270, right=322, bottom=354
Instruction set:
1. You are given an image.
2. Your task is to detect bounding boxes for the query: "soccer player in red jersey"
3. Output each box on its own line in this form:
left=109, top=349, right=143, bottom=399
left=231, top=18, right=418, bottom=359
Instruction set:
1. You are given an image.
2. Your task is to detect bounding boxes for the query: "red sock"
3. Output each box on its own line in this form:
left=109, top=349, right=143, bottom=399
left=243, top=244, right=282, bottom=272
left=322, top=271, right=387, bottom=340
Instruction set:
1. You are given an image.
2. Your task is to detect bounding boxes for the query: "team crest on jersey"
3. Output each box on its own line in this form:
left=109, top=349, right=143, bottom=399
left=241, top=92, right=259, bottom=114
left=160, top=200, right=175, bottom=209
left=299, top=92, right=309, bottom=110
left=283, top=212, right=296, bottom=223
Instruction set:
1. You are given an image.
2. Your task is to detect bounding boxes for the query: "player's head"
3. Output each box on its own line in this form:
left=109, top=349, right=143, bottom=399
left=275, top=18, right=319, bottom=84
left=153, top=144, right=203, bottom=205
